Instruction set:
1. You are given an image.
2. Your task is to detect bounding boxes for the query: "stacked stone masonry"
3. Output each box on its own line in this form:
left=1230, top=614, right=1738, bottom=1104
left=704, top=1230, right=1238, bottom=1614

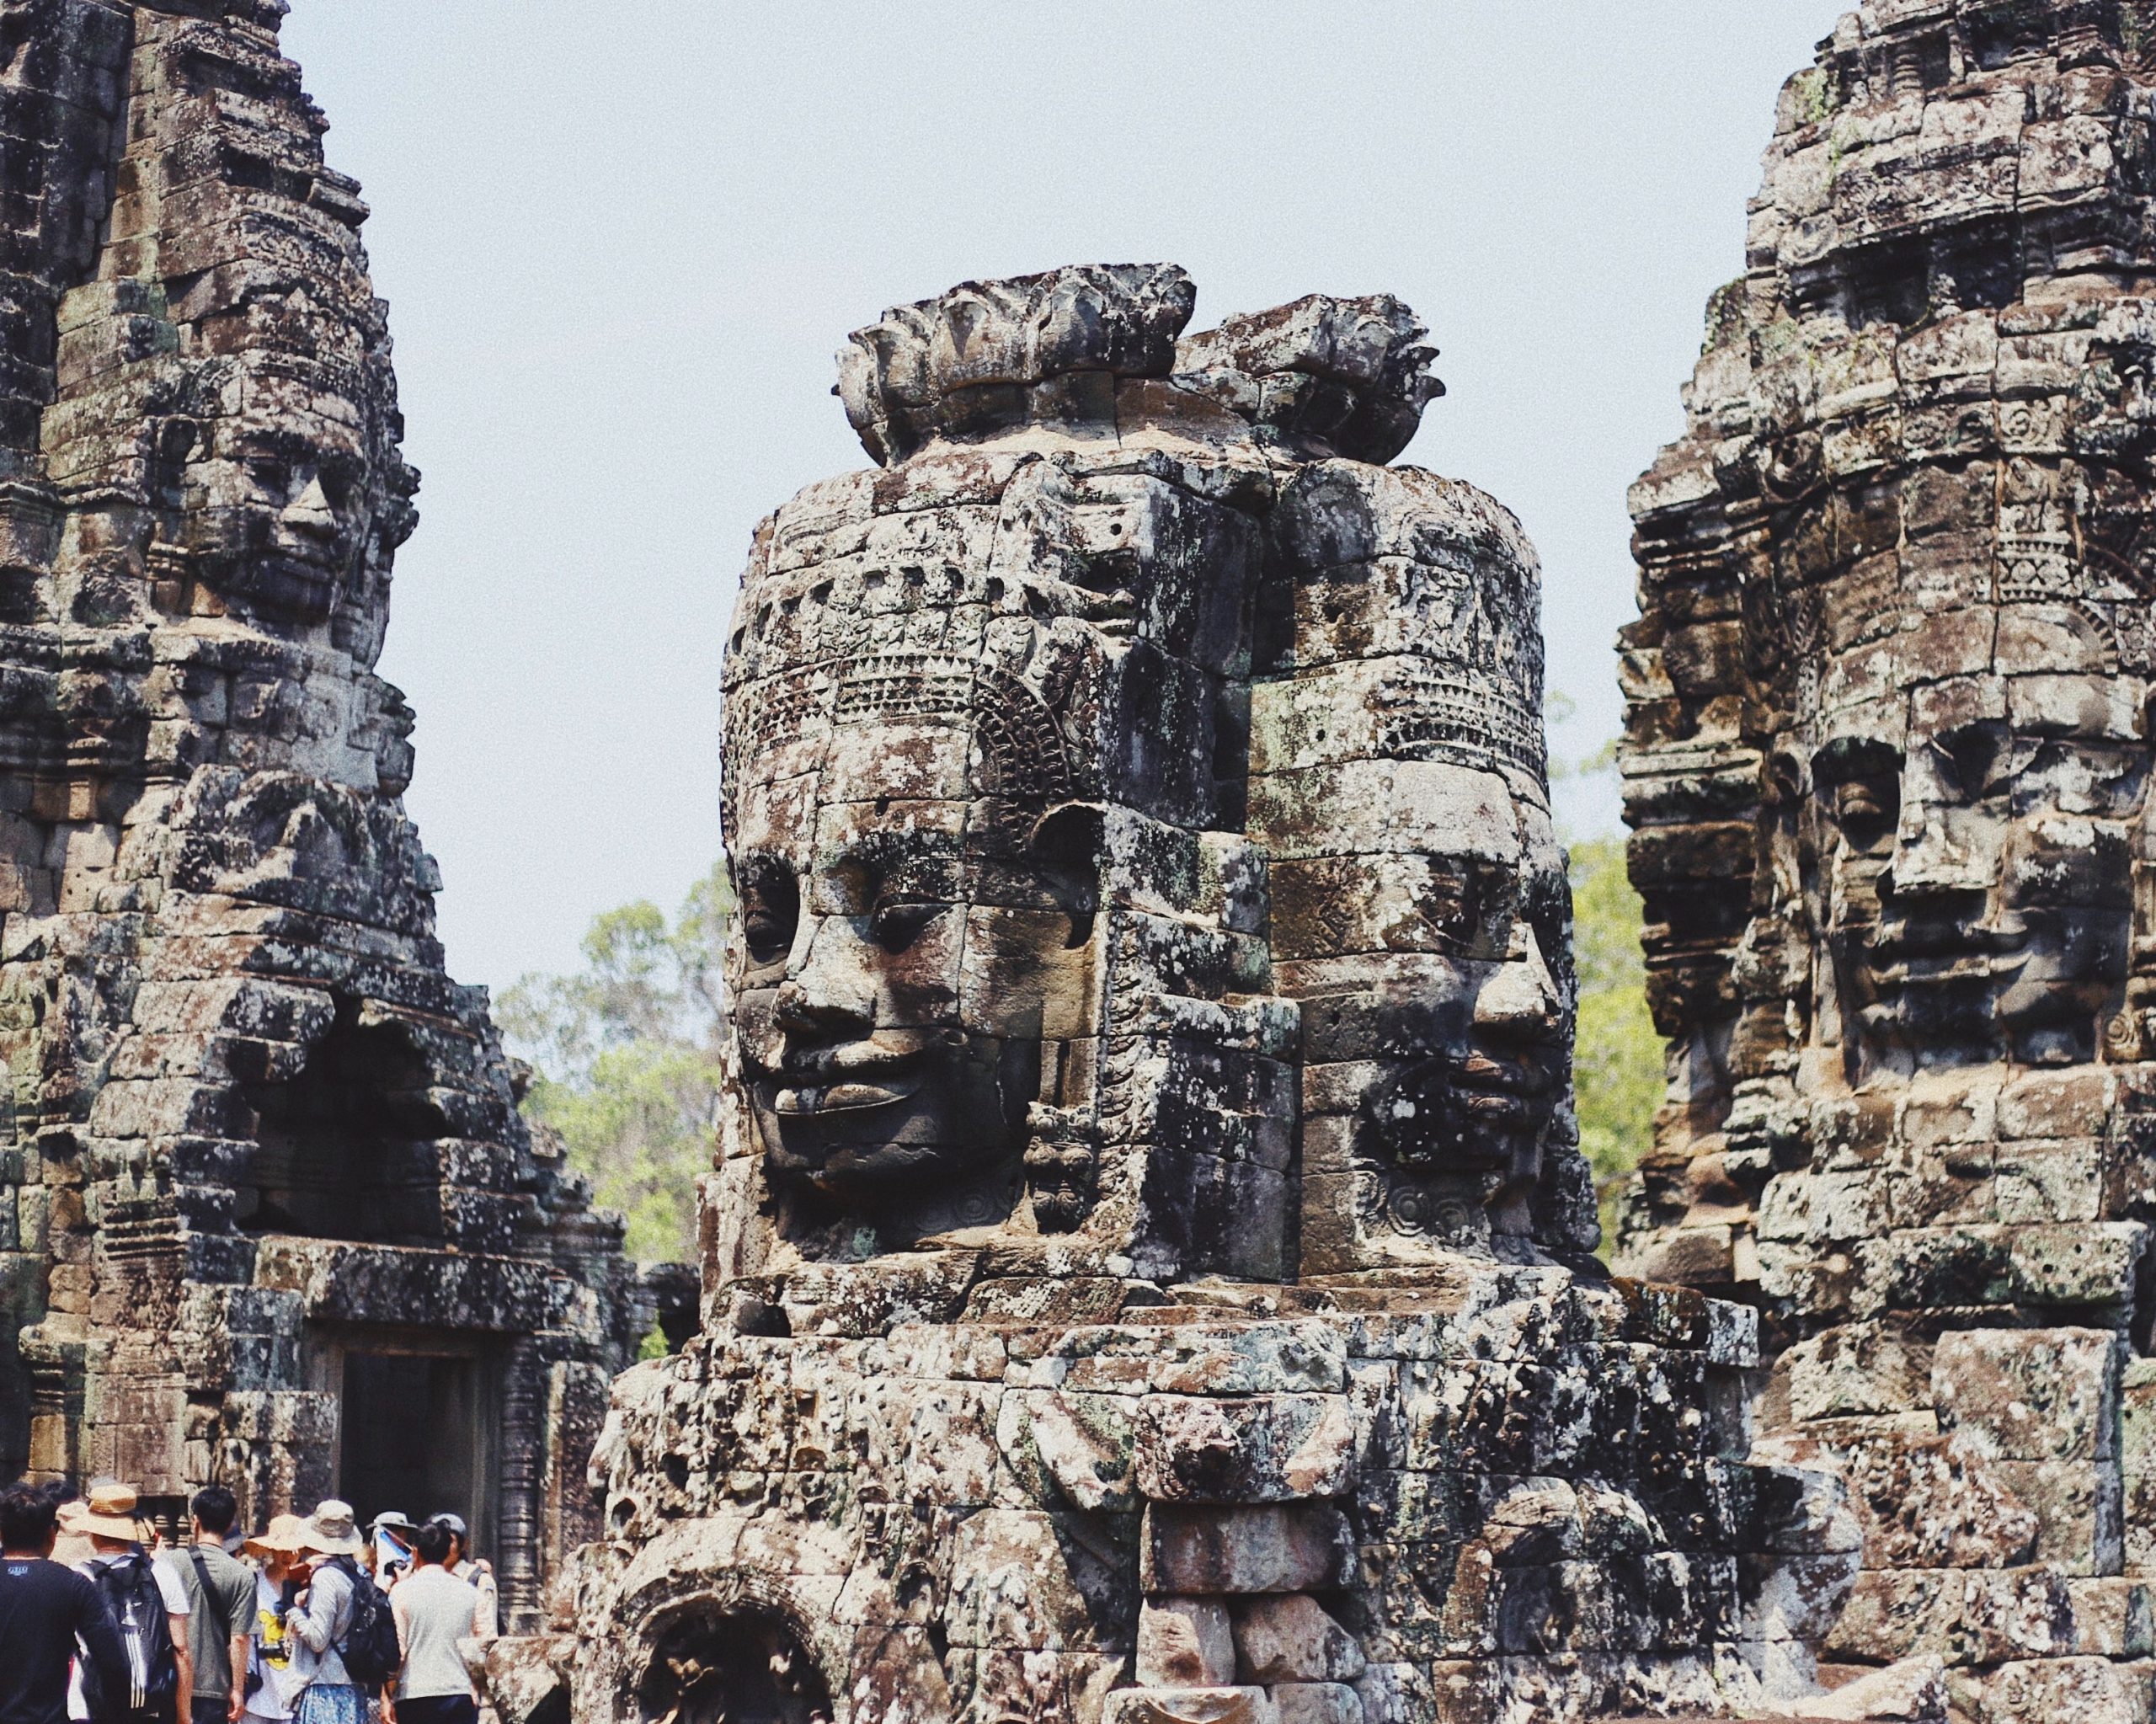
left=0, top=0, right=654, bottom=1626
left=1618, top=1, right=2156, bottom=1719
left=487, top=262, right=1880, bottom=1724
left=26, top=0, right=2156, bottom=1719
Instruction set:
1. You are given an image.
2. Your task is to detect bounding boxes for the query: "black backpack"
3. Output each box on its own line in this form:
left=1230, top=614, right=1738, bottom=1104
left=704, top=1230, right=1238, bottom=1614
left=79, top=1551, right=179, bottom=1721
left=323, top=1555, right=400, bottom=1689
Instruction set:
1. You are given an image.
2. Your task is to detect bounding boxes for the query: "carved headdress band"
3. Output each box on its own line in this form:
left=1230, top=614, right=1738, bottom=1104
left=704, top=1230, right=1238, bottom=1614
left=722, top=651, right=1076, bottom=844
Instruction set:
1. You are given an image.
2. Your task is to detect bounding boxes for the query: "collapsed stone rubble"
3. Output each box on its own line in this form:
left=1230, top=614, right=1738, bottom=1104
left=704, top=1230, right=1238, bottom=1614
left=0, top=0, right=656, bottom=1624
left=1618, top=0, right=2156, bottom=1716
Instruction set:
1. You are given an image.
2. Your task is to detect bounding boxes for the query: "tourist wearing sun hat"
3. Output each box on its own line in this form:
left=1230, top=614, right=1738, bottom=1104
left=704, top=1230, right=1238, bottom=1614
left=65, top=1480, right=195, bottom=1721
left=283, top=1502, right=365, bottom=1724
left=63, top=1480, right=152, bottom=1543
left=239, top=1516, right=311, bottom=1724
left=367, top=1513, right=418, bottom=1594
left=243, top=1513, right=311, bottom=1564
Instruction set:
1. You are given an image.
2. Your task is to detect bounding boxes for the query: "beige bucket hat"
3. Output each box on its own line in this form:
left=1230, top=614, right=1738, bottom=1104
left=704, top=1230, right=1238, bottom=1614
left=297, top=1498, right=365, bottom=1557
left=60, top=1479, right=149, bottom=1543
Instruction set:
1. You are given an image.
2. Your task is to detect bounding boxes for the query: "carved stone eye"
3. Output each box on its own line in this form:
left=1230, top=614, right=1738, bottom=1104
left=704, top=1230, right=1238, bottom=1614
left=739, top=864, right=799, bottom=966
left=1936, top=723, right=2004, bottom=799
left=1833, top=779, right=1897, bottom=851
left=868, top=899, right=942, bottom=953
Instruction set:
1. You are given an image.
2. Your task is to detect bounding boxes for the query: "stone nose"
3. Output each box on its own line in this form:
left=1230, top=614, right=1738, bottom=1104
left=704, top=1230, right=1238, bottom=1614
left=776, top=916, right=876, bottom=1039
left=1887, top=800, right=1989, bottom=900
left=280, top=474, right=339, bottom=538
left=1474, top=921, right=1560, bottom=1039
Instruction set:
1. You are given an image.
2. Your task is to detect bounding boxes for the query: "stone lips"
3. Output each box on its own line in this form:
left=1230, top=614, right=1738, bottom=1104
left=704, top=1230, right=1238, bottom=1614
left=1619, top=1, right=2156, bottom=1716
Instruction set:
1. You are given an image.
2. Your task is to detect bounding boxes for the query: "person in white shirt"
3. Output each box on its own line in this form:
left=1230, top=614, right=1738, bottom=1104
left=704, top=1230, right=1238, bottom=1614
left=419, top=1518, right=494, bottom=1643
left=237, top=1515, right=312, bottom=1724
left=382, top=1524, right=482, bottom=1724
left=63, top=1481, right=194, bottom=1724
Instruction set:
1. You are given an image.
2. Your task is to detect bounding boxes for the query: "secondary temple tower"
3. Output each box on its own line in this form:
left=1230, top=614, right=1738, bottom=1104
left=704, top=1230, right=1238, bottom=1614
left=1620, top=0, right=2156, bottom=1713
left=0, top=1, right=653, bottom=1622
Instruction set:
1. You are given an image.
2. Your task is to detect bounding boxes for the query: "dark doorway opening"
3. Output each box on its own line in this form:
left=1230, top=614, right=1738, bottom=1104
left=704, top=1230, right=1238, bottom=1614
left=338, top=1350, right=488, bottom=1542
left=638, top=1607, right=831, bottom=1724
left=0, top=1342, right=26, bottom=1482
left=237, top=996, right=447, bottom=1244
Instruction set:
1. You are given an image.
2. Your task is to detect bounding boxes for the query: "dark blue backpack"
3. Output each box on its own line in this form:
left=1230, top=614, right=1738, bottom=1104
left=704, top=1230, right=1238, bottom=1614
left=79, top=1552, right=179, bottom=1722
left=323, top=1555, right=401, bottom=1689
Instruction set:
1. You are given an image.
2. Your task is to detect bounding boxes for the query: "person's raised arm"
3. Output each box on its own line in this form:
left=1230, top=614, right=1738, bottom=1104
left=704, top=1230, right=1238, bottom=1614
left=286, top=1565, right=342, bottom=1653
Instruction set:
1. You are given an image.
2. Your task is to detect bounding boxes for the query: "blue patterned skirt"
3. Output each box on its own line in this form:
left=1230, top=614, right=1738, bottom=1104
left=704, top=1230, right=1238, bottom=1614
left=293, top=1684, right=366, bottom=1724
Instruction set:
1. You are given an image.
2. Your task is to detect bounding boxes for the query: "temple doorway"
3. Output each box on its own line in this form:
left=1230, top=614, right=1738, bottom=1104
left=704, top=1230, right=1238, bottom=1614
left=312, top=1327, right=497, bottom=1555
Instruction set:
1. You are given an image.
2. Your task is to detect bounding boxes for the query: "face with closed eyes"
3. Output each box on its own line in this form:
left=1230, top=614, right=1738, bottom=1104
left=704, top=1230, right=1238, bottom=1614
left=1355, top=805, right=1573, bottom=1212
left=171, top=336, right=409, bottom=627
left=1809, top=665, right=2150, bottom=1070
left=188, top=418, right=368, bottom=622
left=727, top=712, right=1092, bottom=1209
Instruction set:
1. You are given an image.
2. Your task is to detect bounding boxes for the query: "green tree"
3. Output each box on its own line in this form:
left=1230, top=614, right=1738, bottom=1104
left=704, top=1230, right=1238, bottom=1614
left=498, top=863, right=729, bottom=1263
left=1568, top=834, right=1664, bottom=1248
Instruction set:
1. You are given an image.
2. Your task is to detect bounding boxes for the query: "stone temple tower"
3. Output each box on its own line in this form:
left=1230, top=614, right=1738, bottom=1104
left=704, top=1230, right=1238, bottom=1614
left=1620, top=0, right=2156, bottom=1713
left=510, top=265, right=1864, bottom=1724
left=1, top=2, right=653, bottom=1623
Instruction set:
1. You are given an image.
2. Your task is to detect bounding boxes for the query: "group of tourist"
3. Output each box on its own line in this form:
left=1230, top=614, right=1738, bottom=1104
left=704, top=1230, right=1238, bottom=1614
left=0, top=1479, right=495, bottom=1724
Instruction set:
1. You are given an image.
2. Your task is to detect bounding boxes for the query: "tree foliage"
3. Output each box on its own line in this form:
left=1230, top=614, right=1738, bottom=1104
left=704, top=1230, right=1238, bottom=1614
left=1568, top=834, right=1663, bottom=1248
left=497, top=864, right=728, bottom=1262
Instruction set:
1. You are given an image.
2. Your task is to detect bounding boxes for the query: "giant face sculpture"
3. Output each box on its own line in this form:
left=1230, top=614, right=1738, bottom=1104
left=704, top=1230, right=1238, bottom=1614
left=72, top=274, right=415, bottom=638
left=1615, top=8, right=2156, bottom=1298
left=1255, top=459, right=1580, bottom=1262
left=1358, top=808, right=1571, bottom=1193
left=1805, top=642, right=2148, bottom=1073
left=727, top=685, right=1097, bottom=1216
left=712, top=266, right=1596, bottom=1278
left=187, top=403, right=372, bottom=622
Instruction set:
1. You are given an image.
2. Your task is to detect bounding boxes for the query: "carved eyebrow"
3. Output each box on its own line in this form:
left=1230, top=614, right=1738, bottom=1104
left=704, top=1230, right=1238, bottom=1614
left=834, top=828, right=961, bottom=873
left=1812, top=736, right=1902, bottom=784
left=733, top=850, right=795, bottom=893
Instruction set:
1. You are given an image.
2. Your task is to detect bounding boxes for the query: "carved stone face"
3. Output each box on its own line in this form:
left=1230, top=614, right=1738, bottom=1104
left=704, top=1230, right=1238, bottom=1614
left=1360, top=803, right=1572, bottom=1202
left=186, top=402, right=371, bottom=622
left=1809, top=652, right=2149, bottom=1070
left=727, top=709, right=1093, bottom=1214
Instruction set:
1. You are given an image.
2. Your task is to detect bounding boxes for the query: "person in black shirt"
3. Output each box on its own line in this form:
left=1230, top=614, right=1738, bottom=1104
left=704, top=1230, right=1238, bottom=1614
left=0, top=1481, right=128, bottom=1724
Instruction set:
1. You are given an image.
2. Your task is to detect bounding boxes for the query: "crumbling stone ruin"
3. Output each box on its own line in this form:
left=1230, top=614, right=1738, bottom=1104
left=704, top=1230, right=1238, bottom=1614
left=498, top=263, right=1881, bottom=1724
left=1, top=1, right=653, bottom=1624
left=38, top=0, right=2156, bottom=1716
left=1619, top=0, right=2156, bottom=1716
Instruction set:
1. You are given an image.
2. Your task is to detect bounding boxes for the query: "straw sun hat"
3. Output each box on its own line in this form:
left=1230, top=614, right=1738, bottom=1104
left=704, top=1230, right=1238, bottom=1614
left=59, top=1479, right=149, bottom=1543
left=243, top=1512, right=311, bottom=1561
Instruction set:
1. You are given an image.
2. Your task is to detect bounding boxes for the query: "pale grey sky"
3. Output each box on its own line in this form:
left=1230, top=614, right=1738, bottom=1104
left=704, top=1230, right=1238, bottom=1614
left=278, top=1, right=1835, bottom=992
